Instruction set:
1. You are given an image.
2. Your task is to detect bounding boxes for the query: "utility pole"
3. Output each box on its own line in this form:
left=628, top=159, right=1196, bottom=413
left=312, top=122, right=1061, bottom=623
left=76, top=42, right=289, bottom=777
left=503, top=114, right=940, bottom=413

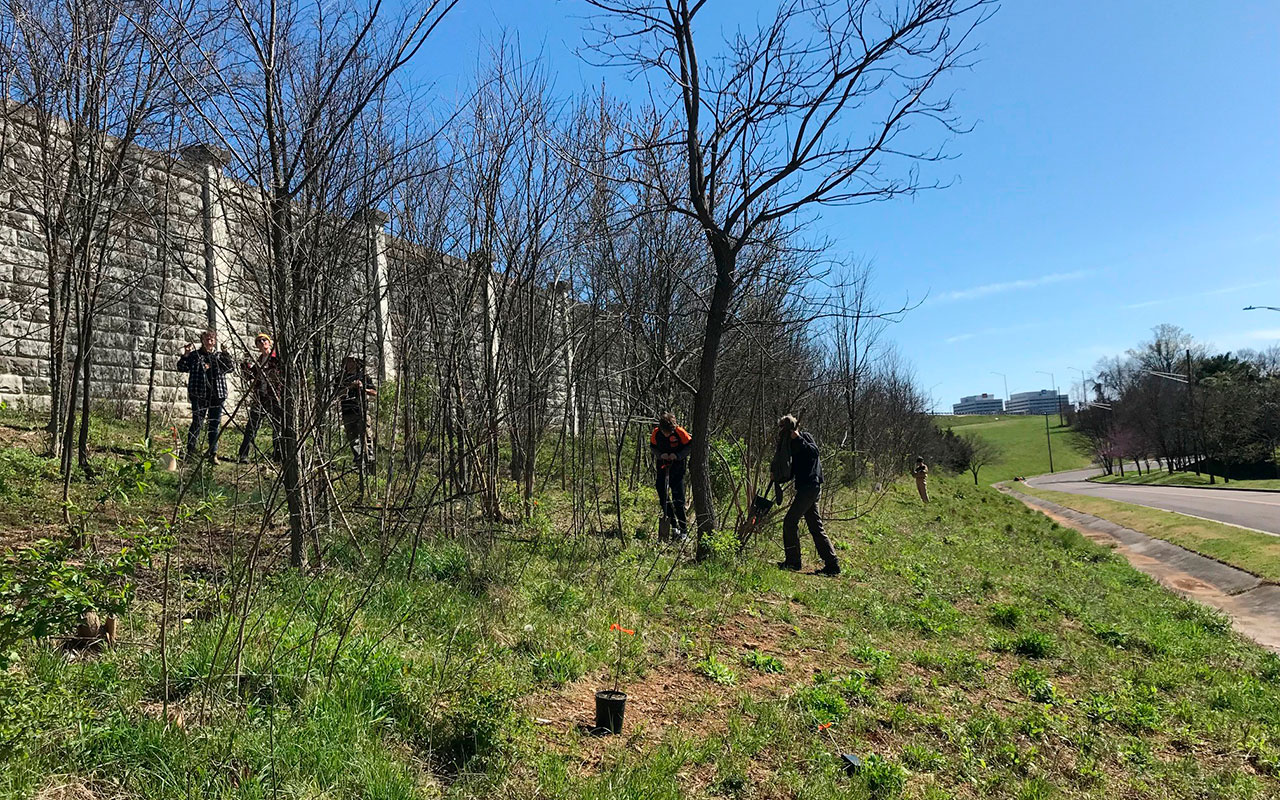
left=1037, top=370, right=1062, bottom=427
left=1044, top=413, right=1054, bottom=473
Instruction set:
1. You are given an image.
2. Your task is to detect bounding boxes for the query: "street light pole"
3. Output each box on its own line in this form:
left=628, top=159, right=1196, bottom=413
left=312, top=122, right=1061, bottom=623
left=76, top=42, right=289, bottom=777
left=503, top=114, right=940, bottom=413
left=1037, top=370, right=1061, bottom=427
left=1068, top=366, right=1086, bottom=408
left=990, top=371, right=1008, bottom=405
left=1243, top=306, right=1280, bottom=312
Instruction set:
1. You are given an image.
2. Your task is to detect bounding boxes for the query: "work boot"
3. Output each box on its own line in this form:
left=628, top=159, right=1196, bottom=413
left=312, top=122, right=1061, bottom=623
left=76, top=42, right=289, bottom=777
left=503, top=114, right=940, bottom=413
left=776, top=561, right=802, bottom=572
left=816, top=560, right=841, bottom=577
left=207, top=453, right=221, bottom=466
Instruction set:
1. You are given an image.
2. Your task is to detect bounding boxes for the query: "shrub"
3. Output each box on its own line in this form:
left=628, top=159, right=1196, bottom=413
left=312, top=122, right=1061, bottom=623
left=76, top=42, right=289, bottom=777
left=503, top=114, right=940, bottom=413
left=1012, top=665, right=1059, bottom=705
left=0, top=535, right=160, bottom=668
left=702, top=528, right=740, bottom=562
left=696, top=654, right=738, bottom=686
left=861, top=754, right=907, bottom=798
left=793, top=683, right=848, bottom=724
left=741, top=649, right=784, bottom=674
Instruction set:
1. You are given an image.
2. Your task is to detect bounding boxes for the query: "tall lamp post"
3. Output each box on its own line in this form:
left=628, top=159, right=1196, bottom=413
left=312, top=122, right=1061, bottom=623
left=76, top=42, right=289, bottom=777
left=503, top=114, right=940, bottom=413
left=1037, top=370, right=1062, bottom=427
left=990, top=371, right=1008, bottom=407
left=1068, top=366, right=1086, bottom=409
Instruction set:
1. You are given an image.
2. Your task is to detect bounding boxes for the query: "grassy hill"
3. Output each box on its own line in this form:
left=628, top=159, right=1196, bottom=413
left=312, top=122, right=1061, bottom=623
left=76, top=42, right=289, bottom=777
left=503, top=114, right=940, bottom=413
left=933, top=415, right=1091, bottom=483
left=2, top=412, right=1277, bottom=799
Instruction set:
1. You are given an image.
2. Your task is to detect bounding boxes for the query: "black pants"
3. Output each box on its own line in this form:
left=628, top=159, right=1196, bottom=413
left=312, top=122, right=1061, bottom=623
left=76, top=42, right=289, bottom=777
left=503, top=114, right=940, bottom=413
left=655, top=460, right=688, bottom=531
left=782, top=484, right=836, bottom=566
left=187, top=397, right=224, bottom=457
left=238, top=403, right=281, bottom=461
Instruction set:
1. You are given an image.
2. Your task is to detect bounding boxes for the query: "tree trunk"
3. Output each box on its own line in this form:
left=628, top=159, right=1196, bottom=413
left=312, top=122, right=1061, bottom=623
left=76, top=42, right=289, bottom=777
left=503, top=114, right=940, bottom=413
left=688, top=245, right=734, bottom=559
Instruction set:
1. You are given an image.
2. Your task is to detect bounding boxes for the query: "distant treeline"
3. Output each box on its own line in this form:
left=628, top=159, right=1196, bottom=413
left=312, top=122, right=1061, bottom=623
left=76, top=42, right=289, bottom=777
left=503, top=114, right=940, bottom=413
left=1073, top=324, right=1280, bottom=481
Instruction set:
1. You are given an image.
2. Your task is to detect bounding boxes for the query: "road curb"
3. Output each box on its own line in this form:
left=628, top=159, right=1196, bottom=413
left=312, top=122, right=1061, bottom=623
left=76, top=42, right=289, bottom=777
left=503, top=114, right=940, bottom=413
left=996, top=482, right=1280, bottom=652
left=1084, top=477, right=1280, bottom=494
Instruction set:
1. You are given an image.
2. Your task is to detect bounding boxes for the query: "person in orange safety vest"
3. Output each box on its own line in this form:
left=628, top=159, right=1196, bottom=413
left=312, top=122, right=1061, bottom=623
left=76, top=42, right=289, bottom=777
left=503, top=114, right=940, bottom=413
left=650, top=411, right=692, bottom=541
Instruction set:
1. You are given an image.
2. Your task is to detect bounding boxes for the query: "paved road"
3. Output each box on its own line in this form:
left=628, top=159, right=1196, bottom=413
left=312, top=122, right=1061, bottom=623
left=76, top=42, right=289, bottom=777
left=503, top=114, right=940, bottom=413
left=1025, top=468, right=1280, bottom=537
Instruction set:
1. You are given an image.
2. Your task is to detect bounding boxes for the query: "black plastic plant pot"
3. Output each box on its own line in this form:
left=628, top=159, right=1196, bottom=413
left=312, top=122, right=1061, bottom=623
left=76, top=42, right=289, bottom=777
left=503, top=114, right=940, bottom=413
left=594, top=690, right=627, bottom=734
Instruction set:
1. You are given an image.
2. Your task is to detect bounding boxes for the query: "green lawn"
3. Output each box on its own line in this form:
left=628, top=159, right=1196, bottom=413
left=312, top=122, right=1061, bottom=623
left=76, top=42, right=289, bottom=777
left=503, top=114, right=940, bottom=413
left=1013, top=482, right=1280, bottom=583
left=3, top=446, right=1280, bottom=797
left=1092, top=471, right=1280, bottom=491
left=934, top=414, right=1092, bottom=484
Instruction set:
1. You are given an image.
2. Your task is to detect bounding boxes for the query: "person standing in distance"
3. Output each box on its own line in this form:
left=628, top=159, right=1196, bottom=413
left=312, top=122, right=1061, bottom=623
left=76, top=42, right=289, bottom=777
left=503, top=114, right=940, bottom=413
left=776, top=415, right=840, bottom=576
left=913, top=457, right=930, bottom=503
left=650, top=411, right=692, bottom=541
left=177, top=329, right=235, bottom=464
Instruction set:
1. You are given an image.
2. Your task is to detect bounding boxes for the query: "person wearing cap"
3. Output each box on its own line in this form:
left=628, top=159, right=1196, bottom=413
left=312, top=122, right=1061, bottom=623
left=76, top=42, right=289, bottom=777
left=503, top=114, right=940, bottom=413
left=334, top=355, right=377, bottom=470
left=775, top=414, right=840, bottom=575
left=650, top=411, right=692, bottom=541
left=237, top=332, right=282, bottom=463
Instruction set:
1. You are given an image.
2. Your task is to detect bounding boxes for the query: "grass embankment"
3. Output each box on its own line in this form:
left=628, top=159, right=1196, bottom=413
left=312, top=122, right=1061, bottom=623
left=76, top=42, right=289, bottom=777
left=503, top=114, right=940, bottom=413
left=934, top=415, right=1091, bottom=484
left=2, top=425, right=1279, bottom=798
left=1014, top=483, right=1280, bottom=584
left=1092, top=471, right=1280, bottom=491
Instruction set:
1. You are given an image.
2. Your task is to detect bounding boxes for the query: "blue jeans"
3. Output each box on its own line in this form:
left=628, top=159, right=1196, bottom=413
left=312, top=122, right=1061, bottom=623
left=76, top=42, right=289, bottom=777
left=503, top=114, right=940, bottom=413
left=187, top=397, right=224, bottom=458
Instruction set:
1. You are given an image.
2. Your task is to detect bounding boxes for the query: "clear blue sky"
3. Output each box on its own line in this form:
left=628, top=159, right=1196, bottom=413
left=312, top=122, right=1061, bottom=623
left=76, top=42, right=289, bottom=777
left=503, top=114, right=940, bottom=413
left=414, top=0, right=1280, bottom=411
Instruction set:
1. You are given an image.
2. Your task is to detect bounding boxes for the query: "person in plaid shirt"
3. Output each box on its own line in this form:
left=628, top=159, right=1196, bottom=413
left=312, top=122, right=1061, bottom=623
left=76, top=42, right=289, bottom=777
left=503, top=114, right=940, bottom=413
left=177, top=329, right=235, bottom=464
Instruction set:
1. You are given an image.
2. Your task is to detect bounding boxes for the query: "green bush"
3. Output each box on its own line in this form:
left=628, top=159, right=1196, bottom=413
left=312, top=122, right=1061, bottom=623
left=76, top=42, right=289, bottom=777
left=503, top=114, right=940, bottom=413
left=1012, top=665, right=1060, bottom=705
left=0, top=534, right=161, bottom=668
left=861, top=754, right=907, bottom=798
left=741, top=649, right=784, bottom=674
left=0, top=448, right=56, bottom=497
left=696, top=654, right=738, bottom=686
left=793, top=683, right=848, bottom=724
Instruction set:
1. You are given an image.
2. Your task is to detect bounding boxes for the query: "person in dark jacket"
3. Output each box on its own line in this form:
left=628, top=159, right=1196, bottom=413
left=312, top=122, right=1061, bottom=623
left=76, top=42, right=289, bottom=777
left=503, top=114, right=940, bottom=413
left=776, top=414, right=840, bottom=575
left=334, top=355, right=377, bottom=469
left=650, top=411, right=692, bottom=541
left=237, top=332, right=282, bottom=463
left=177, top=329, right=235, bottom=464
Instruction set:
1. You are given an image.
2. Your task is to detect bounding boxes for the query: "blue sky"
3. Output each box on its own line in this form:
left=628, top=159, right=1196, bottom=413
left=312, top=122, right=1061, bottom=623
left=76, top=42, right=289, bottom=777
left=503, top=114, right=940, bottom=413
left=415, top=0, right=1280, bottom=411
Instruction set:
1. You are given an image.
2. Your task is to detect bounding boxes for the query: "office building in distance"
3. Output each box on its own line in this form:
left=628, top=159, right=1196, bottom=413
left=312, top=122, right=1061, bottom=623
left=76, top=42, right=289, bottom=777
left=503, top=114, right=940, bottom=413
left=953, top=393, right=1005, bottom=415
left=1006, top=389, right=1069, bottom=415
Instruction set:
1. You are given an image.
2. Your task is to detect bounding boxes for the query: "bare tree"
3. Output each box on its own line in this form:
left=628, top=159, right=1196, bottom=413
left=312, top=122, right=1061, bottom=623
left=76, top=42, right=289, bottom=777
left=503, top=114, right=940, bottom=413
left=160, top=0, right=459, bottom=567
left=958, top=431, right=999, bottom=485
left=584, top=0, right=994, bottom=553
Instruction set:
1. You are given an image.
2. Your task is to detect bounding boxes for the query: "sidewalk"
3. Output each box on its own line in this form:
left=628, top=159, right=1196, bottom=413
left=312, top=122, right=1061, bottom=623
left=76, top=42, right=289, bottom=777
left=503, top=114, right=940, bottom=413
left=999, top=483, right=1280, bottom=653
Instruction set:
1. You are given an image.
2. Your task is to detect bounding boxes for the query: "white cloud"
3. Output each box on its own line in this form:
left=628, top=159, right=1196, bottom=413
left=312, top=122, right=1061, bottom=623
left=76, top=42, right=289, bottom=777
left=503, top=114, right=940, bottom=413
left=944, top=322, right=1043, bottom=345
left=1122, top=279, right=1280, bottom=310
left=935, top=270, right=1092, bottom=303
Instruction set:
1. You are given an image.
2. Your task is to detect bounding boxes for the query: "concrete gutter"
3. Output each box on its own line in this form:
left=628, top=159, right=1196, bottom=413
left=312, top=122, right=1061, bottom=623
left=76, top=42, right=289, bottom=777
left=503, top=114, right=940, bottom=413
left=997, top=483, right=1280, bottom=653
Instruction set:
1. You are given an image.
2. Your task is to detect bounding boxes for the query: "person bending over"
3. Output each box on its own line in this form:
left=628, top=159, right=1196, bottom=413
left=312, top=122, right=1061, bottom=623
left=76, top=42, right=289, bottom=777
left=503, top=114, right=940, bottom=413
left=776, top=415, right=840, bottom=576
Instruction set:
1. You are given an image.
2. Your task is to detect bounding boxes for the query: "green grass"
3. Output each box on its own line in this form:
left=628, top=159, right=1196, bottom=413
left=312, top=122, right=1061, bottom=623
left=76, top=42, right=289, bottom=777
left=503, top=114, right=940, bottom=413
left=934, top=414, right=1091, bottom=483
left=1015, top=483, right=1280, bottom=583
left=3, top=415, right=1280, bottom=798
left=1092, top=470, right=1280, bottom=491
